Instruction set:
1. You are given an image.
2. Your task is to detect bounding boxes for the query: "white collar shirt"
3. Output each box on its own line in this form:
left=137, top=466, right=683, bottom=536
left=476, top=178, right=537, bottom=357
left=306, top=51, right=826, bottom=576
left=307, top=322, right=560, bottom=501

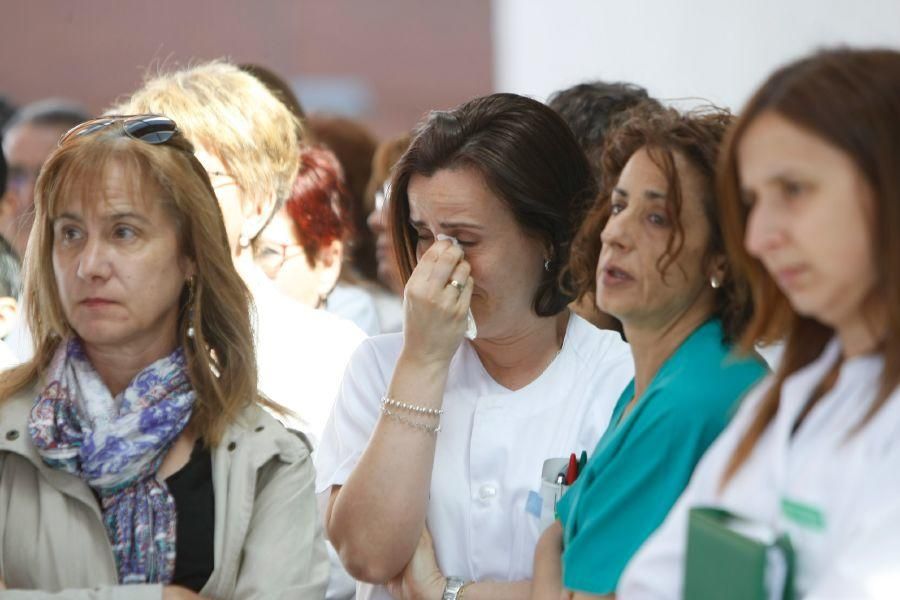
left=620, top=338, right=900, bottom=599
left=326, top=283, right=383, bottom=337
left=315, top=314, right=633, bottom=600
left=245, top=265, right=367, bottom=445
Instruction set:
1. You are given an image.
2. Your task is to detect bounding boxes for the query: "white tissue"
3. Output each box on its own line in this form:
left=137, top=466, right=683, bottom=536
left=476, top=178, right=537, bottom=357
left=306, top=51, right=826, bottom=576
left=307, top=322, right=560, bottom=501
left=436, top=234, right=477, bottom=340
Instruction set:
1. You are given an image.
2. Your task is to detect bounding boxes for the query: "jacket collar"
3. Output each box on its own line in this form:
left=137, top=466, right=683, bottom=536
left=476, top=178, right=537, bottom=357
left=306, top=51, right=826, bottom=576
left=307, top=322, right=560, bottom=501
left=0, top=387, right=103, bottom=517
left=0, top=388, right=45, bottom=464
left=0, top=385, right=307, bottom=505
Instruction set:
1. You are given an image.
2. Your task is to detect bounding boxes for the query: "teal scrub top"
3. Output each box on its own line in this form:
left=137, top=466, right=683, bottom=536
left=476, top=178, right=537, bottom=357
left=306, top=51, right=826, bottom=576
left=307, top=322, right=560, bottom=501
left=556, top=319, right=766, bottom=595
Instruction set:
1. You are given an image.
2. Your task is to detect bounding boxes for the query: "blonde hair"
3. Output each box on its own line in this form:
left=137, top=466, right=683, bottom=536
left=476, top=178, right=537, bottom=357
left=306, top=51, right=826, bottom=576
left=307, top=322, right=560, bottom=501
left=113, top=60, right=304, bottom=210
left=0, top=125, right=271, bottom=445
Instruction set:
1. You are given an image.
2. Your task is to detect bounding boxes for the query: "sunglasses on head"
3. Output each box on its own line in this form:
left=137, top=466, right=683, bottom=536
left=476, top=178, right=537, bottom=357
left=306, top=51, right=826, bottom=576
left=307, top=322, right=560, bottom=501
left=59, top=114, right=178, bottom=146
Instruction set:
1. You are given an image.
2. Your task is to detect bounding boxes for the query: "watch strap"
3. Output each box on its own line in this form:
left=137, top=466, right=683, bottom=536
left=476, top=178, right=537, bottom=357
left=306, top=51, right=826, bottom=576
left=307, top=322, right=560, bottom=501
left=442, top=576, right=466, bottom=600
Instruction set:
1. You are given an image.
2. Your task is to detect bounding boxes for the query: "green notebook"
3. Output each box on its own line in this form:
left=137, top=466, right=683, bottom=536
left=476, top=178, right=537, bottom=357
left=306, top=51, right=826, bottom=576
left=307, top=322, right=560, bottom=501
left=684, top=507, right=795, bottom=600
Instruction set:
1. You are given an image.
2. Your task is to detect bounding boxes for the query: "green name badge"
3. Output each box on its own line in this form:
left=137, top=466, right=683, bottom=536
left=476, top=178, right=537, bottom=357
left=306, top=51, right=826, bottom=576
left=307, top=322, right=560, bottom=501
left=781, top=497, right=826, bottom=532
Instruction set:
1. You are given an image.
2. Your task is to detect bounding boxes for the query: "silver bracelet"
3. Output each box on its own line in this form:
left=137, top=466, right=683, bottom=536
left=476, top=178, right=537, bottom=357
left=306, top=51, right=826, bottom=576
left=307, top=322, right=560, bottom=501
left=381, top=395, right=444, bottom=416
left=381, top=405, right=441, bottom=434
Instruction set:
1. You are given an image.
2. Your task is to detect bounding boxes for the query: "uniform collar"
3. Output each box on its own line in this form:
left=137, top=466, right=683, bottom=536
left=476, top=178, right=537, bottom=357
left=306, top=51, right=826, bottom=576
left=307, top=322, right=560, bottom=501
left=779, top=336, right=885, bottom=426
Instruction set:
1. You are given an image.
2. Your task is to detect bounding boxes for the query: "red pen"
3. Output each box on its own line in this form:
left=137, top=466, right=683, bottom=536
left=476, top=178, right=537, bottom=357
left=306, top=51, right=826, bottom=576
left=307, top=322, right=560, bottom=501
left=566, top=452, right=578, bottom=485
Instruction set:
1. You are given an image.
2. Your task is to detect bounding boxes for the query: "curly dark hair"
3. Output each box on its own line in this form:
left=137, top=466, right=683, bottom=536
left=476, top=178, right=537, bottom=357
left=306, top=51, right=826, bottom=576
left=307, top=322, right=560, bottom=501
left=566, top=103, right=752, bottom=343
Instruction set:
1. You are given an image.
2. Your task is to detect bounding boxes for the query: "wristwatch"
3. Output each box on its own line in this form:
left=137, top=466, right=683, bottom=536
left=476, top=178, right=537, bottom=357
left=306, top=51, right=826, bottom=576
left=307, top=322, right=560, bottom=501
left=442, top=576, right=466, bottom=600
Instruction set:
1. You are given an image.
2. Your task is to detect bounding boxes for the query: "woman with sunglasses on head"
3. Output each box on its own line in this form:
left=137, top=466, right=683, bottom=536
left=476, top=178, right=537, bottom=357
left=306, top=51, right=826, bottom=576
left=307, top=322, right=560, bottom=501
left=530, top=105, right=767, bottom=599
left=619, top=48, right=900, bottom=599
left=0, top=116, right=328, bottom=599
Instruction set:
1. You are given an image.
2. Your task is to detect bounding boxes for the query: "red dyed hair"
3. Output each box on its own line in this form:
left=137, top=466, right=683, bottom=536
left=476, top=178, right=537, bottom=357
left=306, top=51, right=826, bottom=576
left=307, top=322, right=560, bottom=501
left=284, top=146, right=348, bottom=266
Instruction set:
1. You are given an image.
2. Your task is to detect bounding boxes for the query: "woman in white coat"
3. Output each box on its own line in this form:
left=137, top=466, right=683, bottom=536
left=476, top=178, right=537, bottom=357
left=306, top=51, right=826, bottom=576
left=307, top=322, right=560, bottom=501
left=619, top=48, right=900, bottom=599
left=316, top=93, right=634, bottom=600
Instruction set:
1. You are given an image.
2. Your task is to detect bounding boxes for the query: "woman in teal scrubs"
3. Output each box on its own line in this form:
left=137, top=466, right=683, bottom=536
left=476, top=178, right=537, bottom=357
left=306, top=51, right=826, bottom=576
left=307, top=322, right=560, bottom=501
left=531, top=105, right=767, bottom=599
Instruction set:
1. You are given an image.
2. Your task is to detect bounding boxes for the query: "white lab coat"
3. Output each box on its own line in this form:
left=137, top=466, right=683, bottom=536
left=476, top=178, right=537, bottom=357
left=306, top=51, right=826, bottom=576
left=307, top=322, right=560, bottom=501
left=327, top=283, right=382, bottom=337
left=246, top=265, right=367, bottom=445
left=316, top=314, right=633, bottom=600
left=620, top=338, right=900, bottom=599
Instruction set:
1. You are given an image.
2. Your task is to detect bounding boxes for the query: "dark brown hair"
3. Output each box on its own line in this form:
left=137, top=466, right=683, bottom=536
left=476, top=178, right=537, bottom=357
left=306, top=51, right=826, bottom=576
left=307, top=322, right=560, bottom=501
left=239, top=63, right=307, bottom=123
left=547, top=80, right=660, bottom=185
left=567, top=103, right=750, bottom=342
left=389, top=93, right=597, bottom=317
left=718, top=47, right=900, bottom=485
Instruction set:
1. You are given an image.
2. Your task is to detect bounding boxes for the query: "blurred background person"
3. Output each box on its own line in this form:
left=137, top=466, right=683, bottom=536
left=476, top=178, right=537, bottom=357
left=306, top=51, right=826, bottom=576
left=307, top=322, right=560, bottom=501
left=0, top=98, right=16, bottom=131
left=240, top=62, right=307, bottom=125
left=0, top=237, right=21, bottom=371
left=238, top=63, right=399, bottom=334
left=547, top=81, right=658, bottom=186
left=548, top=81, right=661, bottom=335
left=620, top=47, right=900, bottom=599
left=254, top=145, right=347, bottom=310
left=307, top=114, right=386, bottom=335
left=241, top=64, right=381, bottom=334
left=1, top=100, right=91, bottom=364
left=0, top=149, right=20, bottom=370
left=0, top=114, right=327, bottom=597
left=363, top=132, right=412, bottom=334
left=117, top=60, right=365, bottom=444
left=532, top=105, right=765, bottom=598
left=1, top=98, right=90, bottom=258
left=317, top=93, right=634, bottom=600
left=240, top=62, right=366, bottom=600
left=307, top=115, right=377, bottom=277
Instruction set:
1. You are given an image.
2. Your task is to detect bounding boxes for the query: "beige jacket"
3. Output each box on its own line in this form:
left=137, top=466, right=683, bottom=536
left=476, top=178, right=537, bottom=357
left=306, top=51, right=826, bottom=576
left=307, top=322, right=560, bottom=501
left=0, top=387, right=329, bottom=599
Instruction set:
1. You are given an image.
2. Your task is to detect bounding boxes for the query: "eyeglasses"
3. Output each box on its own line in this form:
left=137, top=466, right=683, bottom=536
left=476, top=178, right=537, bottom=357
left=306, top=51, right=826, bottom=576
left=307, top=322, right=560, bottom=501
left=254, top=241, right=306, bottom=277
left=58, top=114, right=178, bottom=147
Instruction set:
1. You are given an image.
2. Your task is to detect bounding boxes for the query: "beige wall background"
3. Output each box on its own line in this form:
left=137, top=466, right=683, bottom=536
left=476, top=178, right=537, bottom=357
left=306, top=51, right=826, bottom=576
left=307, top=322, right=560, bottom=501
left=0, top=0, right=494, bottom=137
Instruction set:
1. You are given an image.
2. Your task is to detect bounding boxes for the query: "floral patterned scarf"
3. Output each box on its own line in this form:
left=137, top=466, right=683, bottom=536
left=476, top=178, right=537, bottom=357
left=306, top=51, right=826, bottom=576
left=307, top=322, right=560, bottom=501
left=28, top=337, right=195, bottom=584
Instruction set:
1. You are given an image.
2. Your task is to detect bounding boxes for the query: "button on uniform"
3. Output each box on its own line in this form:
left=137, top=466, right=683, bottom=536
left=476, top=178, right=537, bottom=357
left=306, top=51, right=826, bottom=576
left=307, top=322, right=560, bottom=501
left=478, top=484, right=497, bottom=501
